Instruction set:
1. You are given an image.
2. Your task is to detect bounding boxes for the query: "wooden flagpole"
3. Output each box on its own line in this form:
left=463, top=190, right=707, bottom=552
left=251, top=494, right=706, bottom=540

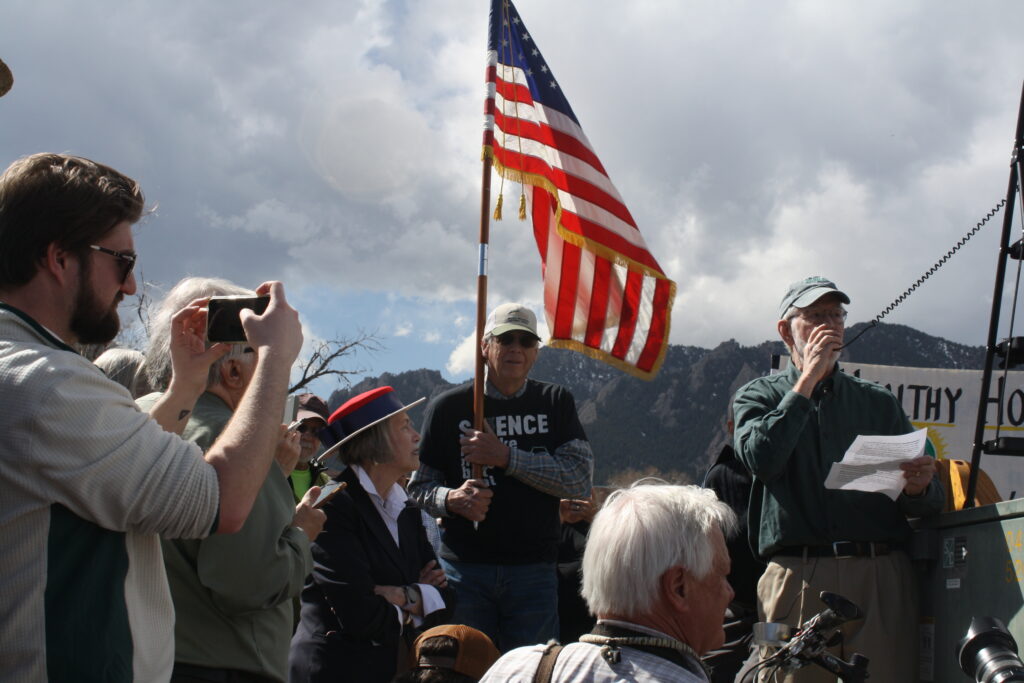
left=473, top=153, right=494, bottom=483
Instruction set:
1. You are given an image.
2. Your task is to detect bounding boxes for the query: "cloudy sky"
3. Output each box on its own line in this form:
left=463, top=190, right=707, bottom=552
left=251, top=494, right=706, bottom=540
left=3, top=1, right=1023, bottom=397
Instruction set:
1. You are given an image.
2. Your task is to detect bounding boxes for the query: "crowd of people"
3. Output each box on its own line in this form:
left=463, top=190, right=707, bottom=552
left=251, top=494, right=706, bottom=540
left=0, top=152, right=943, bottom=683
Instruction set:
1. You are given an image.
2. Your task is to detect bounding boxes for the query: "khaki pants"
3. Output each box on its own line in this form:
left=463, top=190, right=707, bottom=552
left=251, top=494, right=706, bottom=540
left=754, top=550, right=918, bottom=683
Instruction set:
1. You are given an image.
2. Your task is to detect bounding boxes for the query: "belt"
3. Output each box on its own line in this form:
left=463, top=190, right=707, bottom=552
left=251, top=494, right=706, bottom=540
left=776, top=541, right=891, bottom=559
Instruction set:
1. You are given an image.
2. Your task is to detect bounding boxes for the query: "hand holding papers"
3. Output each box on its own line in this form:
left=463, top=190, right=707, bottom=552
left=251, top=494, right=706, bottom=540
left=824, top=428, right=929, bottom=500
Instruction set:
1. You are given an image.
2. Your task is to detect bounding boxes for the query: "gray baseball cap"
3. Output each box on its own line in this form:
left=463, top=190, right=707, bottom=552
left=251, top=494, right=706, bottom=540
left=484, top=303, right=539, bottom=338
left=779, top=276, right=850, bottom=318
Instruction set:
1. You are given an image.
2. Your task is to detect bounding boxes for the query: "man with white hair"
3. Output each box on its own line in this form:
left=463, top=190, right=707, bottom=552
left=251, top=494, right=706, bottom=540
left=733, top=276, right=943, bottom=683
left=138, top=277, right=325, bottom=683
left=480, top=482, right=736, bottom=682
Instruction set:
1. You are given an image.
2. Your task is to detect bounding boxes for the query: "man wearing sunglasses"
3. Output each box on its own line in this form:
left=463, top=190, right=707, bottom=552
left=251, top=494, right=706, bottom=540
left=409, top=303, right=593, bottom=653
left=0, top=153, right=304, bottom=682
left=732, top=276, right=943, bottom=683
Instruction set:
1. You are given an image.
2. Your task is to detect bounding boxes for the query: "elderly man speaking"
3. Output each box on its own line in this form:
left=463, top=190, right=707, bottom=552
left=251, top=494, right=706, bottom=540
left=480, top=482, right=737, bottom=682
left=733, top=276, right=943, bottom=683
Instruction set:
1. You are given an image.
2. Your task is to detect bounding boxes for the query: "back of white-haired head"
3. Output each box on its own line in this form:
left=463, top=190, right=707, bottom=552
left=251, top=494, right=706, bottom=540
left=142, top=276, right=253, bottom=392
left=94, top=347, right=147, bottom=397
left=581, top=481, right=737, bottom=618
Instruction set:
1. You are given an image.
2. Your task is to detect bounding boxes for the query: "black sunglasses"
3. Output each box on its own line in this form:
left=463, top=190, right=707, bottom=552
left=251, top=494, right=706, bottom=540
left=89, top=245, right=137, bottom=284
left=495, top=331, right=539, bottom=348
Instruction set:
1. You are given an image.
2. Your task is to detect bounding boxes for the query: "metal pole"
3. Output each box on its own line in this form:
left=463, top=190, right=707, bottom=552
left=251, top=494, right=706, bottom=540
left=966, top=82, right=1024, bottom=508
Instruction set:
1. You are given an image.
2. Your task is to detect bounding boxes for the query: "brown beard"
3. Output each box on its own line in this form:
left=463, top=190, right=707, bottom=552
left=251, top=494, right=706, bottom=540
left=69, top=252, right=121, bottom=345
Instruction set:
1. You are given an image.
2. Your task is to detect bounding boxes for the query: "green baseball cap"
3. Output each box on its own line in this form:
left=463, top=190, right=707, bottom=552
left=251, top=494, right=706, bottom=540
left=779, top=276, right=850, bottom=318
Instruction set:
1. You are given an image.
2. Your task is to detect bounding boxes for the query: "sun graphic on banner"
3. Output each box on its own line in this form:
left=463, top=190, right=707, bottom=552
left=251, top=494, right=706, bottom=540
left=913, top=424, right=949, bottom=460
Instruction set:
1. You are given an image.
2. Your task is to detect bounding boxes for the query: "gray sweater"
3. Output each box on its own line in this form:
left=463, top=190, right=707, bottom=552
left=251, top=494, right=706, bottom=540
left=0, top=303, right=220, bottom=682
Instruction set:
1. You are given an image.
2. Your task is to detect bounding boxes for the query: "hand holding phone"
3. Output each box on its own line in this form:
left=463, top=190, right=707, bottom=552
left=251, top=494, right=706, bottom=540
left=206, top=295, right=270, bottom=343
left=294, top=486, right=329, bottom=541
left=167, top=296, right=232, bottom=395
left=313, top=481, right=347, bottom=509
left=236, top=282, right=303, bottom=361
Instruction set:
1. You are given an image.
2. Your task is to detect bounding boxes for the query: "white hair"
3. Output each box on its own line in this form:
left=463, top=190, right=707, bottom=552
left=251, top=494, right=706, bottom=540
left=780, top=306, right=801, bottom=361
left=581, top=481, right=737, bottom=618
left=142, top=276, right=253, bottom=392
left=94, top=347, right=148, bottom=397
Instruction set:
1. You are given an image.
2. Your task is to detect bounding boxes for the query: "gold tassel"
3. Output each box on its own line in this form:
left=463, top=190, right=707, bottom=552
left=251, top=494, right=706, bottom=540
left=518, top=193, right=527, bottom=220
left=493, top=193, right=503, bottom=221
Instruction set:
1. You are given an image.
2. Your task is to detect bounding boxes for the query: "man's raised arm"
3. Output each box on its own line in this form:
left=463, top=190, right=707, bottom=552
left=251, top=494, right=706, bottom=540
left=203, top=281, right=303, bottom=533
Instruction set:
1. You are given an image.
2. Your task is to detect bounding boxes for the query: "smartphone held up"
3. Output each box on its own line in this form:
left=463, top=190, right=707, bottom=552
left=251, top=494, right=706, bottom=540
left=313, top=481, right=347, bottom=509
left=206, top=296, right=270, bottom=343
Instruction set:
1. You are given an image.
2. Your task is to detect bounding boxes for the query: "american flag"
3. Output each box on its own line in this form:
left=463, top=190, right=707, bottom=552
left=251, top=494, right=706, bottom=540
left=484, top=0, right=676, bottom=380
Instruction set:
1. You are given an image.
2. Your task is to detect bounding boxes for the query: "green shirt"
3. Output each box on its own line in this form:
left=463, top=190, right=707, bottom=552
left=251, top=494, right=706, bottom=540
left=733, top=363, right=944, bottom=559
left=288, top=465, right=331, bottom=504
left=290, top=467, right=313, bottom=501
left=137, top=391, right=311, bottom=682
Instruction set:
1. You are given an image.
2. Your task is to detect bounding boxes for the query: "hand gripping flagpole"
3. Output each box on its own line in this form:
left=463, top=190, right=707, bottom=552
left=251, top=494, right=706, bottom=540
left=470, top=146, right=494, bottom=531
left=470, top=0, right=509, bottom=529
left=474, top=155, right=492, bottom=464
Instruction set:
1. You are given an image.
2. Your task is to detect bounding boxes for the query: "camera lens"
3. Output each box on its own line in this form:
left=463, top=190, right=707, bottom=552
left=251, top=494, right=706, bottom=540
left=958, top=617, right=1024, bottom=683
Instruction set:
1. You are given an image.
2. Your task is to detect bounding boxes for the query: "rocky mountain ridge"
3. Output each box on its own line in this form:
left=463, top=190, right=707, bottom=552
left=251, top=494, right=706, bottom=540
left=328, top=322, right=986, bottom=485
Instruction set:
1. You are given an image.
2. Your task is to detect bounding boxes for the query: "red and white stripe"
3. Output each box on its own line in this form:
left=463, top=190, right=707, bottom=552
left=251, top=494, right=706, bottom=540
left=484, top=52, right=675, bottom=379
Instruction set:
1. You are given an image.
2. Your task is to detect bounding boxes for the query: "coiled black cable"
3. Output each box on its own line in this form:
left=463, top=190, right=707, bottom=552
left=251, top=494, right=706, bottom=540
left=841, top=198, right=1007, bottom=350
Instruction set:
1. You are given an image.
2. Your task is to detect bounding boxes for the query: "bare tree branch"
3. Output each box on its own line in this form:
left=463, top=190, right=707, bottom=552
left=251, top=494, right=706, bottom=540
left=111, top=269, right=153, bottom=352
left=288, top=331, right=382, bottom=394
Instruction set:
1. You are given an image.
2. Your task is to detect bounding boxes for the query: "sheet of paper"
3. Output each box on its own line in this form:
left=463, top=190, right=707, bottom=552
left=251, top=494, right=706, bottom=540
left=823, top=428, right=928, bottom=500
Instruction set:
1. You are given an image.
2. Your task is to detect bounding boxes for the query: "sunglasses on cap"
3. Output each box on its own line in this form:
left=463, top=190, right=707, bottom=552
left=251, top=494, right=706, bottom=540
left=89, top=244, right=137, bottom=284
left=495, top=332, right=539, bottom=348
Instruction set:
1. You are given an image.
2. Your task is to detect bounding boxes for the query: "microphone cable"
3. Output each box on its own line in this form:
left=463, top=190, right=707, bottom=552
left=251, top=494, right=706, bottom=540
left=841, top=198, right=1007, bottom=350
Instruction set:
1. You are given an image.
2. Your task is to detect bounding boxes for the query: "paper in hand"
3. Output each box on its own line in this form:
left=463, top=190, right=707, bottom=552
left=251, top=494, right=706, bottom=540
left=824, top=428, right=928, bottom=500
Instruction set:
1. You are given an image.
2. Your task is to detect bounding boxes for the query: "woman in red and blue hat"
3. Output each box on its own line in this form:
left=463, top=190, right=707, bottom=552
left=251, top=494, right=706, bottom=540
left=289, top=387, right=455, bottom=683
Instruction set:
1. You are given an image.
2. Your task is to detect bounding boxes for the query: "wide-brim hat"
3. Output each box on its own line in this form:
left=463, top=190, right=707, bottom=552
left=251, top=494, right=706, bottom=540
left=315, top=386, right=424, bottom=465
left=412, top=624, right=500, bottom=680
left=778, top=276, right=850, bottom=318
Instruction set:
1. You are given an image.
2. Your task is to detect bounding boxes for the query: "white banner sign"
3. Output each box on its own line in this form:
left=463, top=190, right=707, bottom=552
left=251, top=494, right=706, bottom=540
left=773, top=357, right=1024, bottom=501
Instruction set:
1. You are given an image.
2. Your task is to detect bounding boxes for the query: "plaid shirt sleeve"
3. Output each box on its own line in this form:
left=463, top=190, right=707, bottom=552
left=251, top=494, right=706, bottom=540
left=407, top=462, right=454, bottom=518
left=505, top=437, right=593, bottom=500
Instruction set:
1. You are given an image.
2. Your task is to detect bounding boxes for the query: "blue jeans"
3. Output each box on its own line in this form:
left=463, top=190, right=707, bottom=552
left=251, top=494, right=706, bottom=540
left=440, top=559, right=559, bottom=652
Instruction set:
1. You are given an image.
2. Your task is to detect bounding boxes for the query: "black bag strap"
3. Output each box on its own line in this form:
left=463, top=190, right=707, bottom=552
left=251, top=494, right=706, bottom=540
left=532, top=640, right=565, bottom=683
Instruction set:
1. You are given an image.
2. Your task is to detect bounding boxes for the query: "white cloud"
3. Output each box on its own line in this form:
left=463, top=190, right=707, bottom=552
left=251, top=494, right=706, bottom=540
left=203, top=199, right=320, bottom=244
left=5, top=0, right=1024, bottom=378
left=446, top=332, right=478, bottom=377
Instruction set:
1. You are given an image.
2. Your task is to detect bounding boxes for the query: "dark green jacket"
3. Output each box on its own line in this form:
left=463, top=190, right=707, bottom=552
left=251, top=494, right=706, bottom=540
left=733, top=363, right=944, bottom=559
